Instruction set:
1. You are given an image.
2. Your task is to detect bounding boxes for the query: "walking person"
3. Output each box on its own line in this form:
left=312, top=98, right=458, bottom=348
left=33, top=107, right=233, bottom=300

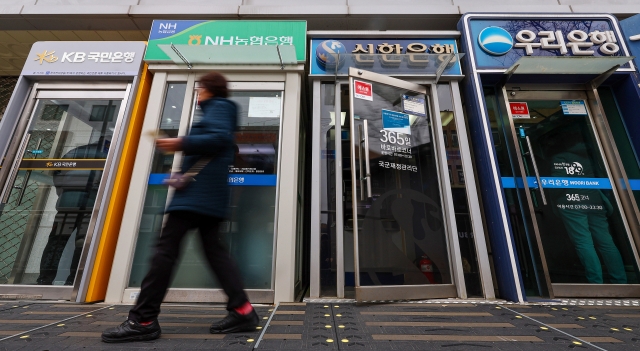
left=102, top=72, right=258, bottom=343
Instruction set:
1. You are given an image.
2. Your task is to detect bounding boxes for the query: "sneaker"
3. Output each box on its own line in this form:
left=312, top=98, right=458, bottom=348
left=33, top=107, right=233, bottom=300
left=210, top=310, right=259, bottom=334
left=101, top=319, right=161, bottom=343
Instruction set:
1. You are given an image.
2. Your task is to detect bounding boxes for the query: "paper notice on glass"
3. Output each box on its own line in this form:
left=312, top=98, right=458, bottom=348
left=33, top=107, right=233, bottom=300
left=402, top=95, right=426, bottom=116
left=248, top=97, right=281, bottom=118
left=560, top=100, right=587, bottom=116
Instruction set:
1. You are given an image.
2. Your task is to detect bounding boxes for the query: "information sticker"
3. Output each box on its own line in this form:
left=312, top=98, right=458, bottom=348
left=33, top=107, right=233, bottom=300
left=560, top=100, right=588, bottom=116
left=382, top=109, right=411, bottom=135
left=509, top=102, right=530, bottom=119
left=248, top=97, right=281, bottom=118
left=402, top=95, right=426, bottom=116
left=354, top=80, right=373, bottom=101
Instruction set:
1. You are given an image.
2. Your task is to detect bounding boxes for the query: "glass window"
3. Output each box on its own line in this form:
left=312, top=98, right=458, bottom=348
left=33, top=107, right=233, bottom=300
left=128, top=82, right=187, bottom=287
left=128, top=85, right=281, bottom=290
left=0, top=98, right=121, bottom=286
left=437, top=84, right=482, bottom=297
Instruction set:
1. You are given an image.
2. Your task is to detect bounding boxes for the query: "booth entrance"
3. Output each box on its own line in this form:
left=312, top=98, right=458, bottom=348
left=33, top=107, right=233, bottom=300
left=496, top=85, right=640, bottom=298
left=308, top=47, right=495, bottom=302
left=0, top=82, right=132, bottom=300
left=347, top=68, right=459, bottom=301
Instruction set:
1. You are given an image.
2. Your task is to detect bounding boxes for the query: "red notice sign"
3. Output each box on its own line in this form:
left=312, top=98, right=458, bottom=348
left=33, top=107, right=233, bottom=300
left=354, top=80, right=373, bottom=101
left=509, top=102, right=530, bottom=119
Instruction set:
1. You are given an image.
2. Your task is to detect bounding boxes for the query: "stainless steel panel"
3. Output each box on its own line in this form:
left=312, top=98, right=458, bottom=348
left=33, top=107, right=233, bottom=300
left=552, top=284, right=640, bottom=298
left=0, top=286, right=72, bottom=300
left=348, top=67, right=427, bottom=95
left=163, top=289, right=275, bottom=304
left=35, top=82, right=130, bottom=91
left=36, top=90, right=126, bottom=100
left=355, top=284, right=457, bottom=301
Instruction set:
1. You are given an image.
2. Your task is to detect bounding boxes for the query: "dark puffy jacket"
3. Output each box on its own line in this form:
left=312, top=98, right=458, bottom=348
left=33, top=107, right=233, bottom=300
left=166, top=97, right=238, bottom=218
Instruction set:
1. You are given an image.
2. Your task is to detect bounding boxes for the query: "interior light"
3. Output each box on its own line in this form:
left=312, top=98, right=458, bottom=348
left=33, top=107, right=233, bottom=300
left=171, top=106, right=176, bottom=108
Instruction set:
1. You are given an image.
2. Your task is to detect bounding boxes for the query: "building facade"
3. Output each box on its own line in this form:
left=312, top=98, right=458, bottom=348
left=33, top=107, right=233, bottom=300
left=0, top=3, right=640, bottom=303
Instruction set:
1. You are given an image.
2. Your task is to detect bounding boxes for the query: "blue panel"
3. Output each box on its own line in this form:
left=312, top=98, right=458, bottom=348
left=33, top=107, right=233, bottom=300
left=459, top=18, right=523, bottom=302
left=500, top=177, right=636, bottom=189
left=309, top=38, right=462, bottom=76
left=620, top=14, right=640, bottom=72
left=148, top=173, right=277, bottom=186
left=612, top=75, right=640, bottom=163
left=464, top=14, right=630, bottom=70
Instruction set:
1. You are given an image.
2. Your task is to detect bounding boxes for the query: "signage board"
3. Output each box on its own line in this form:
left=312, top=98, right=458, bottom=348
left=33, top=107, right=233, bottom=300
left=22, top=41, right=146, bottom=76
left=461, top=14, right=633, bottom=71
left=145, top=20, right=307, bottom=62
left=382, top=109, right=411, bottom=135
left=310, top=38, right=462, bottom=76
left=560, top=100, right=588, bottom=115
left=353, top=80, right=373, bottom=101
left=509, top=102, right=530, bottom=119
left=620, top=14, right=640, bottom=72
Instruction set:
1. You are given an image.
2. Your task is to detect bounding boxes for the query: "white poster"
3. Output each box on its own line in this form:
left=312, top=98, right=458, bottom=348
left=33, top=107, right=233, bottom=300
left=248, top=97, right=281, bottom=118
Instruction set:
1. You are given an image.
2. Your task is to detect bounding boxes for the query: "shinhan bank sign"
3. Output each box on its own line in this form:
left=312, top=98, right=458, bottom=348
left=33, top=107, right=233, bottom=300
left=460, top=13, right=633, bottom=70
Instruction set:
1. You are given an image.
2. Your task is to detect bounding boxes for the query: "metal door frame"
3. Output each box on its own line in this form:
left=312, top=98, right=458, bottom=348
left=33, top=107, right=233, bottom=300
left=115, top=72, right=289, bottom=304
left=501, top=84, right=640, bottom=298
left=0, top=82, right=131, bottom=300
left=348, top=68, right=464, bottom=301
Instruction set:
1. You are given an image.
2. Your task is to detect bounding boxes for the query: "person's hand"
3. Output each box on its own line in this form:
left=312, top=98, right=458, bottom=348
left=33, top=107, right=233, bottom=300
left=156, top=138, right=183, bottom=152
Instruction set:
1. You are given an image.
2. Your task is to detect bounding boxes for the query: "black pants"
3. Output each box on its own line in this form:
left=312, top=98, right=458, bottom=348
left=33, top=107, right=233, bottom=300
left=128, top=211, right=249, bottom=322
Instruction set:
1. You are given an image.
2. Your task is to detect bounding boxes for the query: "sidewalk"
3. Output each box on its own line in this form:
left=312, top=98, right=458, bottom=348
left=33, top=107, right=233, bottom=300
left=0, top=299, right=638, bottom=350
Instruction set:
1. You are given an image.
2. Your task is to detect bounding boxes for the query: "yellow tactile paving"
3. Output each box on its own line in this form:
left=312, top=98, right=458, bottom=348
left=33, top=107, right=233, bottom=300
left=372, top=335, right=543, bottom=342
left=262, top=334, right=302, bottom=339
left=58, top=332, right=226, bottom=339
left=580, top=336, right=623, bottom=343
left=365, top=321, right=514, bottom=327
left=21, top=311, right=92, bottom=315
left=0, top=319, right=59, bottom=324
left=115, top=313, right=226, bottom=318
left=360, top=311, right=493, bottom=316
left=547, top=324, right=585, bottom=329
left=269, top=321, right=304, bottom=325
left=521, top=313, right=554, bottom=317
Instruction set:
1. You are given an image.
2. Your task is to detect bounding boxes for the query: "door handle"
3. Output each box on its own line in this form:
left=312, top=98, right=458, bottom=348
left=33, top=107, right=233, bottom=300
left=525, top=135, right=547, bottom=206
left=358, top=124, right=365, bottom=201
left=0, top=133, right=31, bottom=204
left=16, top=138, right=41, bottom=206
left=363, top=119, right=372, bottom=198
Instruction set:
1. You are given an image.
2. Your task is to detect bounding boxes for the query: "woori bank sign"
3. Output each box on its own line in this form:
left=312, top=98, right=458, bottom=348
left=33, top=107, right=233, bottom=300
left=460, top=13, right=634, bottom=71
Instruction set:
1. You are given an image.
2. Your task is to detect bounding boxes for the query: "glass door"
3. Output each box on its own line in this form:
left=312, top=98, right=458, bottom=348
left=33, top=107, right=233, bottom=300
left=127, top=83, right=282, bottom=301
left=504, top=89, right=640, bottom=297
left=348, top=68, right=457, bottom=301
left=0, top=92, right=125, bottom=298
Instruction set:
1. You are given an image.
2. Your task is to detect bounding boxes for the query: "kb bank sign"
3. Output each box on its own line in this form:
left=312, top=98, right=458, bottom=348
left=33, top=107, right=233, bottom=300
left=22, top=41, right=146, bottom=76
left=459, top=13, right=634, bottom=71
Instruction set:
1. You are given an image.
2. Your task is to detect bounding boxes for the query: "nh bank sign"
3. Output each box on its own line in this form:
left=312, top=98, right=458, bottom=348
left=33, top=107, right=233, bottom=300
left=145, top=20, right=307, bottom=62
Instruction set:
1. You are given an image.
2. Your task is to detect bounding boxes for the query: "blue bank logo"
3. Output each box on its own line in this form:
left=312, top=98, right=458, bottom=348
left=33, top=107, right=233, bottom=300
left=316, top=39, right=347, bottom=69
left=478, top=26, right=514, bottom=56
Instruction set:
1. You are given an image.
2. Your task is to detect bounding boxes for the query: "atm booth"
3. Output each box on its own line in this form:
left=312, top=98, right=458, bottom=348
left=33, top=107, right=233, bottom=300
left=460, top=13, right=640, bottom=301
left=307, top=33, right=495, bottom=301
left=104, top=20, right=307, bottom=304
left=0, top=41, right=147, bottom=301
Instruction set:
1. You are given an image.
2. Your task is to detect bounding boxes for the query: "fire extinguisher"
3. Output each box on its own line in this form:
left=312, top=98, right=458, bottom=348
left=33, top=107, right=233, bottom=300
left=419, top=255, right=434, bottom=284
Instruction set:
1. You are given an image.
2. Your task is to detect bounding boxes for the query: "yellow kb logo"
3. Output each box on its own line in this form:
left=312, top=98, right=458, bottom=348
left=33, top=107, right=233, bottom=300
left=34, top=50, right=58, bottom=64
